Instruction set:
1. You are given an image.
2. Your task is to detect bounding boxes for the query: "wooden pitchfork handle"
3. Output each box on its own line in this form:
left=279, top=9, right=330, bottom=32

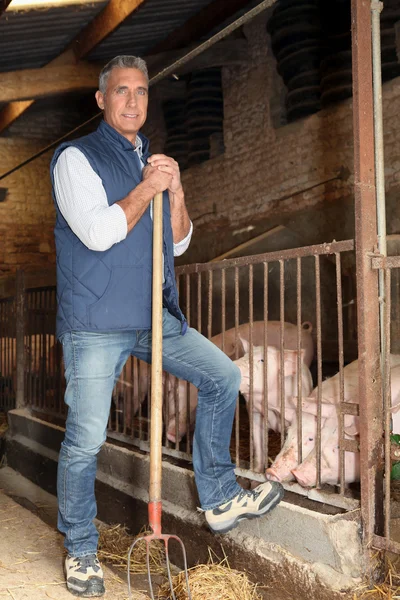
left=149, top=191, right=164, bottom=534
left=127, top=192, right=192, bottom=600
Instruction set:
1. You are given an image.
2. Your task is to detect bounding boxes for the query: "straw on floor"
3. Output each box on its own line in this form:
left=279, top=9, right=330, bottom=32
left=157, top=552, right=263, bottom=600
left=98, top=523, right=166, bottom=575
left=354, top=556, right=400, bottom=599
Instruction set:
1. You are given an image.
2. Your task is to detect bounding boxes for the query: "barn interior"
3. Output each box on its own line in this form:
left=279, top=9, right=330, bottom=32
left=1, top=0, right=400, bottom=598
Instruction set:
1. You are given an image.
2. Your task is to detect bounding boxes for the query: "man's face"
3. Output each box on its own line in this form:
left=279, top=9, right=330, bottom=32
left=95, top=67, right=149, bottom=143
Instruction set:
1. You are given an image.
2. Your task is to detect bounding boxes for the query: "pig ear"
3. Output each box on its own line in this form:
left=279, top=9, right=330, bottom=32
left=239, top=336, right=249, bottom=354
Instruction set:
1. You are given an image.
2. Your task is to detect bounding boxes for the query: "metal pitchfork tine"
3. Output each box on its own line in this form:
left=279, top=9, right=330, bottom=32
left=127, top=192, right=192, bottom=600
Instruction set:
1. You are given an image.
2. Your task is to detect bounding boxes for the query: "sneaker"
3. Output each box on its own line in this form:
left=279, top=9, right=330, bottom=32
left=205, top=481, right=284, bottom=534
left=65, top=554, right=105, bottom=597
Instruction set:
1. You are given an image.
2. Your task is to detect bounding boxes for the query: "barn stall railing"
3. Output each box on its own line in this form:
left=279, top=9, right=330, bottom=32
left=89, top=238, right=358, bottom=512
left=1, top=239, right=390, bottom=518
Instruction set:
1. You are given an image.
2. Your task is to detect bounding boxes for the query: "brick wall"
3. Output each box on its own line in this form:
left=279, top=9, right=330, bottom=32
left=0, top=139, right=55, bottom=277
left=2, top=11, right=400, bottom=275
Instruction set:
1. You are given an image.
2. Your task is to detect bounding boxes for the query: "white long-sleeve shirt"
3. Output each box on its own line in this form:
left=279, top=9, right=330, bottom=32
left=53, top=145, right=193, bottom=255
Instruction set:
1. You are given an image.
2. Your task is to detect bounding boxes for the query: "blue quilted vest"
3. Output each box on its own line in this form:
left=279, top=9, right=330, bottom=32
left=50, top=120, right=186, bottom=339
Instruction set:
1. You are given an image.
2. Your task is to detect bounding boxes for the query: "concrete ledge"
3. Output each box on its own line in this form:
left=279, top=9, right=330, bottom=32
left=4, top=408, right=364, bottom=599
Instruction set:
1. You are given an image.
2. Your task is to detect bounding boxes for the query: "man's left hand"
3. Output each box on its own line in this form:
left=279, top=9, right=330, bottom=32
left=147, top=154, right=182, bottom=194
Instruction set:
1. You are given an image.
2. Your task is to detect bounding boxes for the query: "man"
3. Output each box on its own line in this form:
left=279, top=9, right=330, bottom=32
left=51, top=55, right=283, bottom=598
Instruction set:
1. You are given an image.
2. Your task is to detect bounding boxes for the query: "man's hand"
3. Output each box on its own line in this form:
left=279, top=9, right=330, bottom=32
left=147, top=154, right=182, bottom=194
left=142, top=163, right=173, bottom=194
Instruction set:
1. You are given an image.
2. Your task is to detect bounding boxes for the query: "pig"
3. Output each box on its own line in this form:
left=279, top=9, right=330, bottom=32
left=163, top=319, right=314, bottom=444
left=234, top=341, right=313, bottom=472
left=290, top=362, right=400, bottom=487
left=163, top=375, right=198, bottom=444
left=266, top=356, right=400, bottom=484
left=210, top=320, right=314, bottom=366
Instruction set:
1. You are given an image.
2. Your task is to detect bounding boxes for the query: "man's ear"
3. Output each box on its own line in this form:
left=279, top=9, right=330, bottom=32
left=95, top=90, right=105, bottom=110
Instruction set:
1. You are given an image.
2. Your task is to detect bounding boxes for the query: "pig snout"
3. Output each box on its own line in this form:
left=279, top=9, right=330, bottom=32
left=291, top=465, right=316, bottom=488
left=265, top=467, right=282, bottom=482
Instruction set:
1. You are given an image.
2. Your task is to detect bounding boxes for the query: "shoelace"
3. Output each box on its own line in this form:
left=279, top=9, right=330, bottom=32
left=71, top=555, right=100, bottom=574
left=236, top=488, right=262, bottom=504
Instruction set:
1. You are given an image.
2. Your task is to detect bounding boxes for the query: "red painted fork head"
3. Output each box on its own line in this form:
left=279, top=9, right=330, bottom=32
left=127, top=502, right=192, bottom=600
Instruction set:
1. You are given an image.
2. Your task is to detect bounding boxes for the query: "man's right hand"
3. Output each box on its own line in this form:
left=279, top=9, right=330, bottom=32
left=142, top=164, right=173, bottom=194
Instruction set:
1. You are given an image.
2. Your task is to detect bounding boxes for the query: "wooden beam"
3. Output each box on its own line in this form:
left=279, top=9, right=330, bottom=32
left=149, top=0, right=254, bottom=54
left=0, top=39, right=249, bottom=103
left=0, top=0, right=12, bottom=17
left=0, top=0, right=149, bottom=133
left=0, top=63, right=101, bottom=102
left=0, top=101, right=35, bottom=130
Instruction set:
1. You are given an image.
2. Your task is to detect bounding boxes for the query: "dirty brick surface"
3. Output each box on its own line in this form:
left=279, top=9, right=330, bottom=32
left=0, top=491, right=148, bottom=600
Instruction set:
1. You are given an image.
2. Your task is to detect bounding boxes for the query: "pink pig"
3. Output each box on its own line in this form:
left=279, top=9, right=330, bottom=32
left=163, top=320, right=314, bottom=444
left=291, top=362, right=400, bottom=487
left=211, top=320, right=314, bottom=366
left=234, top=341, right=313, bottom=473
left=163, top=375, right=198, bottom=444
left=266, top=356, right=400, bottom=484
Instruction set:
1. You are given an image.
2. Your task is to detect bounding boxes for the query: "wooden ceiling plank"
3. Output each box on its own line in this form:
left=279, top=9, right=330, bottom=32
left=0, top=63, right=101, bottom=103
left=1, top=38, right=249, bottom=103
left=0, top=0, right=149, bottom=133
left=0, top=0, right=12, bottom=17
left=148, top=0, right=254, bottom=54
left=0, top=101, right=35, bottom=131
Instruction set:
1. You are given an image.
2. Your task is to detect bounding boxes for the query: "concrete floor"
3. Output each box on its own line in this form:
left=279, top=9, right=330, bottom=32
left=0, top=467, right=150, bottom=600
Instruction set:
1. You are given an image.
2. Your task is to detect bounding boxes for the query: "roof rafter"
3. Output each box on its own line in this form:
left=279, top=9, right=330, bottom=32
left=0, top=39, right=249, bottom=103
left=0, top=0, right=149, bottom=133
left=0, top=0, right=12, bottom=17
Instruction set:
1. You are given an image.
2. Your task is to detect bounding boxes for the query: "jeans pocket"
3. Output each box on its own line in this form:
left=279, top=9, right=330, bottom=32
left=88, top=266, right=144, bottom=329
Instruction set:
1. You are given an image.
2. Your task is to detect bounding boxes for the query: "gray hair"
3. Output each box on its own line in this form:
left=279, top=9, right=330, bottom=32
left=98, top=55, right=149, bottom=94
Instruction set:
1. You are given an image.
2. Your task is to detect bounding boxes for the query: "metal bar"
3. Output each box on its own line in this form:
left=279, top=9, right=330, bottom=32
left=371, top=1, right=386, bottom=261
left=383, top=268, right=391, bottom=541
left=15, top=270, right=25, bottom=410
left=197, top=272, right=202, bottom=334
left=0, top=0, right=276, bottom=182
left=371, top=534, right=400, bottom=554
left=249, top=264, right=254, bottom=471
left=175, top=240, right=355, bottom=275
left=336, top=253, right=346, bottom=493
left=315, top=255, right=322, bottom=488
left=234, top=267, right=240, bottom=466
left=207, top=271, right=213, bottom=340
left=372, top=256, right=400, bottom=269
left=221, top=269, right=226, bottom=353
left=352, top=0, right=384, bottom=545
left=279, top=260, right=285, bottom=442
left=297, top=257, right=303, bottom=463
left=234, top=467, right=360, bottom=511
left=263, top=262, right=269, bottom=470
left=149, top=0, right=277, bottom=86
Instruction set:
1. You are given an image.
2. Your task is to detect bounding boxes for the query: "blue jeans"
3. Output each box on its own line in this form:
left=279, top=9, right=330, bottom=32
left=58, top=309, right=241, bottom=557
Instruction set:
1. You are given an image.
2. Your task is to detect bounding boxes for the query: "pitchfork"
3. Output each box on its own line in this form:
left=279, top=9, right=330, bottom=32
left=127, top=192, right=192, bottom=600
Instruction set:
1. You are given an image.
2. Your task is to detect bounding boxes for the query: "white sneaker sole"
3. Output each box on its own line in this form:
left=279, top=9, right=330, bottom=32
left=207, top=484, right=284, bottom=534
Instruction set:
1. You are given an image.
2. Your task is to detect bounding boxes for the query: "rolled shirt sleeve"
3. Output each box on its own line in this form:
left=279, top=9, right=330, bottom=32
left=53, top=147, right=128, bottom=252
left=54, top=145, right=193, bottom=256
left=173, top=221, right=193, bottom=256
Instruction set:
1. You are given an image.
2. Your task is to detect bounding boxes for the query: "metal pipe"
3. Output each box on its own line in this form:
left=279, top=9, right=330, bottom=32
left=0, top=0, right=276, bottom=182
left=351, top=0, right=384, bottom=550
left=371, top=1, right=387, bottom=259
